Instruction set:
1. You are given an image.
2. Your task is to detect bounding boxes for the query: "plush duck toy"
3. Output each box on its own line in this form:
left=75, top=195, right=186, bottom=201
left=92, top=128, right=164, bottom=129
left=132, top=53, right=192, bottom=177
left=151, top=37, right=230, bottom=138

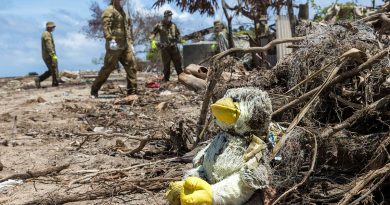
left=166, top=87, right=273, bottom=205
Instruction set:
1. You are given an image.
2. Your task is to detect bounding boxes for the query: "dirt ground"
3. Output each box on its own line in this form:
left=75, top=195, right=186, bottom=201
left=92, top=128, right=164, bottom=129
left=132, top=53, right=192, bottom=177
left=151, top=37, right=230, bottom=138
left=0, top=72, right=199, bottom=205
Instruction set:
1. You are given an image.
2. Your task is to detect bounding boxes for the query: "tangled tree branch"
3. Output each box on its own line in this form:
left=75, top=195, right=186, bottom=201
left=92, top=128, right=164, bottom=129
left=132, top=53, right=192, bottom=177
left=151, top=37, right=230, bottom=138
left=337, top=163, right=390, bottom=205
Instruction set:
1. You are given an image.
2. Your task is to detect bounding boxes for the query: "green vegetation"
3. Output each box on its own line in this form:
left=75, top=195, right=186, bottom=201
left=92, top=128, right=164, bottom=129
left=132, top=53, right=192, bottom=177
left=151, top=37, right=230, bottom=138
left=314, top=2, right=359, bottom=22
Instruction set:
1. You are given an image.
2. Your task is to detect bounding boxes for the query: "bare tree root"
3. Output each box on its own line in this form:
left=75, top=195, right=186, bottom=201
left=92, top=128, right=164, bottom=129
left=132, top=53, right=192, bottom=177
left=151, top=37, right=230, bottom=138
left=337, top=163, right=390, bottom=205
left=0, top=164, right=69, bottom=183
left=76, top=132, right=169, bottom=156
left=272, top=132, right=318, bottom=205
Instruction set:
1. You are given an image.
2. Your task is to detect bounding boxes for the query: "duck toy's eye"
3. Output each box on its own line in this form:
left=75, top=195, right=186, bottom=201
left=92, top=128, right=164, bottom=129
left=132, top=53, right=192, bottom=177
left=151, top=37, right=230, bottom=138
left=232, top=97, right=239, bottom=102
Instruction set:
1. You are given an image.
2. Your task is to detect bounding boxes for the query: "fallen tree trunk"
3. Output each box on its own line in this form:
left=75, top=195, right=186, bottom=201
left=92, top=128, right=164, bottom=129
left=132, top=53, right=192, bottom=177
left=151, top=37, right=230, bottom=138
left=0, top=164, right=69, bottom=183
left=179, top=73, right=207, bottom=93
left=184, top=64, right=208, bottom=80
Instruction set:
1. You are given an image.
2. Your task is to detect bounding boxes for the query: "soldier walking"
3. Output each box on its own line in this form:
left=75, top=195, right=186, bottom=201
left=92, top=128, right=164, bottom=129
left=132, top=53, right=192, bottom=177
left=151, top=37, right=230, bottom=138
left=150, top=10, right=183, bottom=82
left=35, top=21, right=59, bottom=88
left=91, top=0, right=137, bottom=98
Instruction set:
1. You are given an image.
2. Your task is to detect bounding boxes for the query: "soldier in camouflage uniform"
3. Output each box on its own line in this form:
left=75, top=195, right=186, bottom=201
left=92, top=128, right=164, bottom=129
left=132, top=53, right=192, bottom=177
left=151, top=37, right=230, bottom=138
left=150, top=10, right=183, bottom=82
left=35, top=21, right=59, bottom=88
left=212, top=20, right=230, bottom=53
left=91, top=0, right=137, bottom=98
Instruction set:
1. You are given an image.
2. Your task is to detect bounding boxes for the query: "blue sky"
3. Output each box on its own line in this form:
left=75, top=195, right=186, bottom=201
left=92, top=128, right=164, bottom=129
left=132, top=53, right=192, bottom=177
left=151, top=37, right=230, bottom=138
left=0, top=0, right=380, bottom=77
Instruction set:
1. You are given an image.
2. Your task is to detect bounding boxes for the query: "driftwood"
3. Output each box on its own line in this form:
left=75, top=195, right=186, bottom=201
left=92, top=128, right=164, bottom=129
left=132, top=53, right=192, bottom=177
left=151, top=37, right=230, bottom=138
left=0, top=164, right=69, bottom=183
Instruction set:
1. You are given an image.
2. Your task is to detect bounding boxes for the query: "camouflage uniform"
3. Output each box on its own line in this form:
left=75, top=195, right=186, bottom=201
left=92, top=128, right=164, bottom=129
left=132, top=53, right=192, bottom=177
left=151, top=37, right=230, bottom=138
left=212, top=21, right=230, bottom=53
left=150, top=10, right=183, bottom=81
left=38, top=22, right=59, bottom=86
left=213, top=20, right=253, bottom=69
left=91, top=4, right=137, bottom=96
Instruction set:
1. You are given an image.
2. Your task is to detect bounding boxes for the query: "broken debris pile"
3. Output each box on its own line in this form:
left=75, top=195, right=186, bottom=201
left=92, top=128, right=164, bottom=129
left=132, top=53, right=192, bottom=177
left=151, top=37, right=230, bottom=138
left=249, top=19, right=390, bottom=204
left=274, top=22, right=389, bottom=120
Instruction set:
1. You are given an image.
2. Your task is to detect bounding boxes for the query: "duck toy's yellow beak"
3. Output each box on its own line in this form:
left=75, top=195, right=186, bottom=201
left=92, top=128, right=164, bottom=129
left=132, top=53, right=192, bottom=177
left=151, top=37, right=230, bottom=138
left=211, top=98, right=241, bottom=125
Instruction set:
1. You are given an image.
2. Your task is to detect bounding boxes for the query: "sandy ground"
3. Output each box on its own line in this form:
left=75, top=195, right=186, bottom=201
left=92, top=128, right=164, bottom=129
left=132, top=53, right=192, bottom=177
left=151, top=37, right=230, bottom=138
left=0, top=72, right=199, bottom=204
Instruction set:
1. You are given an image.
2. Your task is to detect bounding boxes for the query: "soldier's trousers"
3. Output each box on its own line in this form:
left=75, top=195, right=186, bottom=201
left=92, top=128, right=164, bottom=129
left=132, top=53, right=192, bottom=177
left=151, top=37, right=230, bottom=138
left=91, top=48, right=137, bottom=94
left=161, top=45, right=183, bottom=81
left=39, top=57, right=59, bottom=86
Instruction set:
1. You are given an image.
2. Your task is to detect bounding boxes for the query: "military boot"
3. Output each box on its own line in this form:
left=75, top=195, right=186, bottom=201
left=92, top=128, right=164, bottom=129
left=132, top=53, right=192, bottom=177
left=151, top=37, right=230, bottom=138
left=34, top=77, right=41, bottom=88
left=90, top=89, right=99, bottom=98
left=127, top=88, right=137, bottom=96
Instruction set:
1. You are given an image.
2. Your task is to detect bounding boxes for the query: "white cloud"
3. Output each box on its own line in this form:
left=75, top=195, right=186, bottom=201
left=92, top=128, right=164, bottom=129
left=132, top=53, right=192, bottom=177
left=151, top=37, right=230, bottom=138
left=57, top=32, right=100, bottom=50
left=55, top=32, right=104, bottom=69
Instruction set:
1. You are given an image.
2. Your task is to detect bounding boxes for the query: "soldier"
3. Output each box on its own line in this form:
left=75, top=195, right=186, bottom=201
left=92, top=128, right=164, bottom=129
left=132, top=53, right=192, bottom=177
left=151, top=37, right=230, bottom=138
left=212, top=20, right=230, bottom=53
left=212, top=20, right=253, bottom=69
left=91, top=0, right=137, bottom=98
left=150, top=10, right=183, bottom=82
left=35, top=21, right=59, bottom=88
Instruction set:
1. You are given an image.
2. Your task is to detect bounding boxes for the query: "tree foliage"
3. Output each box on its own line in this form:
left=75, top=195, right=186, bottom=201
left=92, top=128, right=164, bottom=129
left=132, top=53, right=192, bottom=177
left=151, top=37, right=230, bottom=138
left=153, top=0, right=218, bottom=16
left=82, top=2, right=104, bottom=39
left=83, top=1, right=162, bottom=46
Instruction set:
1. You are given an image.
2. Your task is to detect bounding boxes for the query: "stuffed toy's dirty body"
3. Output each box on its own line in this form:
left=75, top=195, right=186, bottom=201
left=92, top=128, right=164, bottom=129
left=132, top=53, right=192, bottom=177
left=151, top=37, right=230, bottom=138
left=166, top=87, right=274, bottom=205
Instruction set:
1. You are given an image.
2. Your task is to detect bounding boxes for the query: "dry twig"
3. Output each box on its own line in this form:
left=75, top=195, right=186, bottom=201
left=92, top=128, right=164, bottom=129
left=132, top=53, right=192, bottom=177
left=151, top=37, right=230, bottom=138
left=69, top=157, right=179, bottom=187
left=337, top=163, right=390, bottom=205
left=76, top=132, right=169, bottom=155
left=320, top=95, right=390, bottom=138
left=272, top=132, right=318, bottom=205
left=272, top=48, right=390, bottom=117
left=0, top=164, right=69, bottom=183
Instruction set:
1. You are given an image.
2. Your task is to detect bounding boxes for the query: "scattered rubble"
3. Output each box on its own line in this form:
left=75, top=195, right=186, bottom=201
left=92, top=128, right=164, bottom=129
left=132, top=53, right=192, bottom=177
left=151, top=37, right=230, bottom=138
left=1, top=5, right=390, bottom=205
left=198, top=12, right=390, bottom=205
